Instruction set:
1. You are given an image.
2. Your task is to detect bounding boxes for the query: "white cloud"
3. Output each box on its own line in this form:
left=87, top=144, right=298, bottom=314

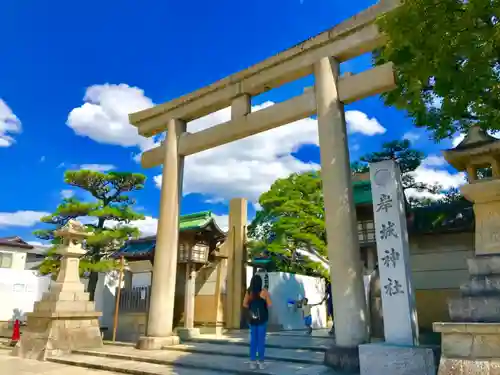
left=421, top=155, right=447, bottom=167
left=0, top=99, right=22, bottom=147
left=452, top=133, right=465, bottom=147
left=0, top=211, right=49, bottom=228
left=405, top=156, right=466, bottom=200
left=60, top=189, right=75, bottom=199
left=39, top=156, right=46, bottom=163
left=79, top=164, right=116, bottom=172
left=403, top=131, right=420, bottom=142
left=213, top=214, right=229, bottom=232
left=345, top=110, right=386, bottom=136
left=27, top=241, right=51, bottom=249
left=129, top=216, right=158, bottom=236
left=65, top=84, right=385, bottom=204
left=154, top=102, right=382, bottom=203
left=66, top=84, right=156, bottom=152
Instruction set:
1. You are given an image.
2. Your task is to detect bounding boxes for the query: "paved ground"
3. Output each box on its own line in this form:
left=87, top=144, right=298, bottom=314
left=0, top=351, right=122, bottom=375
left=0, top=330, right=346, bottom=375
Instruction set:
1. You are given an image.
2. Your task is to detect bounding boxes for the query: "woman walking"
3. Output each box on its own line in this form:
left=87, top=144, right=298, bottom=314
left=243, top=274, right=272, bottom=370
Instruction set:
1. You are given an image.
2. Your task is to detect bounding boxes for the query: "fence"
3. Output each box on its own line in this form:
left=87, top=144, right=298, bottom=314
left=119, top=286, right=150, bottom=313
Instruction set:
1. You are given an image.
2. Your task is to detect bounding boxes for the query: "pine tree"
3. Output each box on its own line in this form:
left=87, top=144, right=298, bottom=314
left=35, top=170, right=146, bottom=300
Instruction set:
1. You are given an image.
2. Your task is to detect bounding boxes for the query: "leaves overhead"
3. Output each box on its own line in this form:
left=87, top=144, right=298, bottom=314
left=376, top=0, right=500, bottom=140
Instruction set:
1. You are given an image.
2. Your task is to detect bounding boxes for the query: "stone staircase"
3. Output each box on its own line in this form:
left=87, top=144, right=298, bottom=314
left=45, top=333, right=340, bottom=375
left=450, top=256, right=500, bottom=322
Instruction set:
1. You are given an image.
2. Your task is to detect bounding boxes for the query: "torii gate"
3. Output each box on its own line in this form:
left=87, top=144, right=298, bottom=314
left=130, top=0, right=400, bottom=360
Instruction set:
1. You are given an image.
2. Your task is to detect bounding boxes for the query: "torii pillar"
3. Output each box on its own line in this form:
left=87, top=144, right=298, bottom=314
left=225, top=198, right=248, bottom=330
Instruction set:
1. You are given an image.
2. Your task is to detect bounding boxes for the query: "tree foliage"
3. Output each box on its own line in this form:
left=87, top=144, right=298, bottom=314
left=376, top=0, right=500, bottom=140
left=35, top=170, right=146, bottom=300
left=247, top=171, right=328, bottom=278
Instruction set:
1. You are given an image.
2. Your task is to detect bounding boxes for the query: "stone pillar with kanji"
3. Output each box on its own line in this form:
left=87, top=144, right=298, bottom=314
left=434, top=126, right=500, bottom=374
left=13, top=220, right=103, bottom=361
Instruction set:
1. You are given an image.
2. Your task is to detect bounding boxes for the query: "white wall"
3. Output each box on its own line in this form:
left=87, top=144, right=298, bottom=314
left=251, top=271, right=327, bottom=330
left=0, top=246, right=27, bottom=271
left=0, top=269, right=51, bottom=321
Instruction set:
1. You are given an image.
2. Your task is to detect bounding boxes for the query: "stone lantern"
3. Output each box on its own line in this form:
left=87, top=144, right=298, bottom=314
left=14, top=220, right=103, bottom=361
left=434, top=126, right=500, bottom=374
left=443, top=126, right=500, bottom=256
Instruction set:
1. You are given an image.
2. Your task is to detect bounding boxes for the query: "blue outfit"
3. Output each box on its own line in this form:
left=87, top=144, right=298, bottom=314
left=303, top=315, right=312, bottom=326
left=249, top=323, right=267, bottom=361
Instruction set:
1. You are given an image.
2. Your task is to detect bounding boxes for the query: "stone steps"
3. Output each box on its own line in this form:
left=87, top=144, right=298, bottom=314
left=460, top=274, right=500, bottom=295
left=166, top=342, right=324, bottom=364
left=48, top=345, right=333, bottom=375
left=449, top=296, right=500, bottom=322
left=184, top=336, right=330, bottom=352
left=467, top=256, right=500, bottom=276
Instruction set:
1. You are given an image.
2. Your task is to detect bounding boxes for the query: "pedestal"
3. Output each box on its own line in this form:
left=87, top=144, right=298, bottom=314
left=433, top=256, right=500, bottom=373
left=324, top=344, right=360, bottom=374
left=434, top=322, right=500, bottom=374
left=13, top=291, right=103, bottom=360
left=359, top=343, right=437, bottom=375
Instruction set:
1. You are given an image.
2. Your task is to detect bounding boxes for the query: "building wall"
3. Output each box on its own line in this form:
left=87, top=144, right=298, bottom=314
left=410, top=232, right=473, bottom=329
left=0, top=246, right=28, bottom=270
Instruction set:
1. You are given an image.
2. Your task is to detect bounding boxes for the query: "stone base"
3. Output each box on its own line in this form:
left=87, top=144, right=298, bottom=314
left=323, top=344, right=360, bottom=374
left=136, top=335, right=180, bottom=350
left=176, top=327, right=200, bottom=341
left=434, top=322, right=500, bottom=375
left=438, top=357, right=500, bottom=374
left=12, top=313, right=103, bottom=361
left=359, top=343, right=437, bottom=375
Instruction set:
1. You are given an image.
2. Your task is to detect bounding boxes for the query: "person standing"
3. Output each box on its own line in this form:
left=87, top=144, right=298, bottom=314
left=243, top=274, right=272, bottom=370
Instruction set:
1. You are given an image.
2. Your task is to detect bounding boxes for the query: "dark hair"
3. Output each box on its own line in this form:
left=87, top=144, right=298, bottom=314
left=249, top=274, right=263, bottom=300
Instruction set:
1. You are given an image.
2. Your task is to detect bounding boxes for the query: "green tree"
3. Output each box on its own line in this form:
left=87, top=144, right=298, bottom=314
left=247, top=171, right=328, bottom=278
left=376, top=0, right=500, bottom=140
left=35, top=170, right=146, bottom=300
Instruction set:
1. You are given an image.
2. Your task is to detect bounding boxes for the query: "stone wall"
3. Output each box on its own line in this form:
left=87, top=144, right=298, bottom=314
left=410, top=232, right=473, bottom=329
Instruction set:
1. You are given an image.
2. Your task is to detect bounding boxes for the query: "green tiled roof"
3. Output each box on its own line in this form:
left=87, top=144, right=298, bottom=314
left=353, top=180, right=373, bottom=205
left=115, top=211, right=224, bottom=258
left=179, top=211, right=217, bottom=231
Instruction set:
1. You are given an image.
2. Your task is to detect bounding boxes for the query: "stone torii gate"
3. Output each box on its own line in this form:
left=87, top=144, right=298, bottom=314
left=130, top=0, right=400, bottom=362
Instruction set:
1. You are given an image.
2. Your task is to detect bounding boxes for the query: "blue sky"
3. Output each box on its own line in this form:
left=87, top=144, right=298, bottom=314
left=0, top=0, right=465, bottom=244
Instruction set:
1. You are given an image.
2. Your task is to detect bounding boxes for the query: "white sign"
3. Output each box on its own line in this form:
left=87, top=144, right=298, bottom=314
left=369, top=160, right=419, bottom=346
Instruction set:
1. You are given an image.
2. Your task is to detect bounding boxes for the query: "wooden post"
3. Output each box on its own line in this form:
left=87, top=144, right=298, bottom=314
left=112, top=256, right=125, bottom=342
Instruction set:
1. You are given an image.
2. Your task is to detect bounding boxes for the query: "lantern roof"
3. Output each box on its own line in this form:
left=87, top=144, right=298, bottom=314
left=442, top=126, right=500, bottom=171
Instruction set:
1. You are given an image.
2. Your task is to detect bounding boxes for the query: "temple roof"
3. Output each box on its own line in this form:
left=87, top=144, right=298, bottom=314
left=0, top=236, right=34, bottom=249
left=409, top=200, right=474, bottom=234
left=114, top=211, right=226, bottom=259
